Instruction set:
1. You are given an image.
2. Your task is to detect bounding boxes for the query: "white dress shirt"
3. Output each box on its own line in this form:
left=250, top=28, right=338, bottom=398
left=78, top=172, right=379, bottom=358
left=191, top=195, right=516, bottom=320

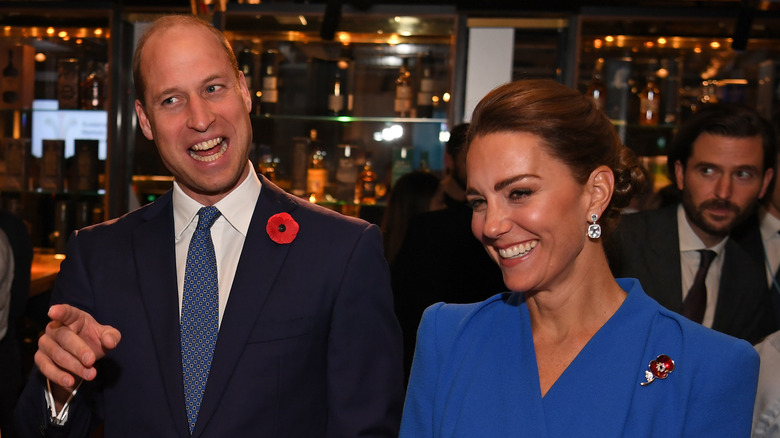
left=759, top=206, right=780, bottom=290
left=173, top=168, right=262, bottom=326
left=677, top=204, right=728, bottom=328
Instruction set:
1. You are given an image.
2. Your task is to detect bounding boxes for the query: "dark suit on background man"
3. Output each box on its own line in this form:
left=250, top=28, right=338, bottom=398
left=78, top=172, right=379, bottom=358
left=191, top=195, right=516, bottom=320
left=15, top=175, right=403, bottom=437
left=607, top=205, right=777, bottom=344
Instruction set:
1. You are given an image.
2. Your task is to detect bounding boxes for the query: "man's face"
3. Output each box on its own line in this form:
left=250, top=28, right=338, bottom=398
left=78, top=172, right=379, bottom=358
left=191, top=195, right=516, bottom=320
left=675, top=132, right=773, bottom=245
left=134, top=23, right=253, bottom=206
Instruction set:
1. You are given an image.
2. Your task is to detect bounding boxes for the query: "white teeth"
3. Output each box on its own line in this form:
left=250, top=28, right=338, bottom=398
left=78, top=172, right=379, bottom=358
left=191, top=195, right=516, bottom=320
left=498, top=240, right=538, bottom=259
left=191, top=137, right=223, bottom=151
left=189, top=138, right=227, bottom=162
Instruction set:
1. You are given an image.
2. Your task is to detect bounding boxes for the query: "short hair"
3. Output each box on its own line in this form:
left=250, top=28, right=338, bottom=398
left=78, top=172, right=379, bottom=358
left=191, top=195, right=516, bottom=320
left=467, top=79, right=646, bottom=236
left=132, top=14, right=240, bottom=107
left=446, top=123, right=470, bottom=159
left=667, top=102, right=777, bottom=182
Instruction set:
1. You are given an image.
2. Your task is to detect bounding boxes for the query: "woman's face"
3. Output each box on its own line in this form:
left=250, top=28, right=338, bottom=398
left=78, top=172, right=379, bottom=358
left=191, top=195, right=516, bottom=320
left=466, top=132, right=592, bottom=293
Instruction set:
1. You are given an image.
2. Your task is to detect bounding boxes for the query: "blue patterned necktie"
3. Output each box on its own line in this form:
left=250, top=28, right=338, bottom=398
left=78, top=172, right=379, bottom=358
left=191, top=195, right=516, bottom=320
left=181, top=206, right=221, bottom=434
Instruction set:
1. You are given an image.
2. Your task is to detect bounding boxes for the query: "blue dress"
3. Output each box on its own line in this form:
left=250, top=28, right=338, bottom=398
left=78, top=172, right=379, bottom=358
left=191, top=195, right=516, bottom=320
left=400, top=278, right=758, bottom=437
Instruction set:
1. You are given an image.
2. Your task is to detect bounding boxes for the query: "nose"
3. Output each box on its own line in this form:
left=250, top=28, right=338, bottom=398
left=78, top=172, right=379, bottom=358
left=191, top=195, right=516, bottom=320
left=186, top=96, right=216, bottom=132
left=713, top=175, right=733, bottom=200
left=478, top=202, right=511, bottom=241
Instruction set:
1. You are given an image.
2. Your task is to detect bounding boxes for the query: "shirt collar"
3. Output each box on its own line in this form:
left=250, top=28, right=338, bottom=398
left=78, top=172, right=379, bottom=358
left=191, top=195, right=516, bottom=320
left=173, top=165, right=262, bottom=240
left=677, top=203, right=728, bottom=255
left=759, top=205, right=780, bottom=241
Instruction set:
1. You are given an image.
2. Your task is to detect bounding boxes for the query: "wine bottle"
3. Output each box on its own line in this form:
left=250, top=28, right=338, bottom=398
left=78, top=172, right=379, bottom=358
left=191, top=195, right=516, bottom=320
left=81, top=62, right=105, bottom=110
left=2, top=49, right=20, bottom=104
left=327, top=68, right=345, bottom=116
left=394, top=58, right=413, bottom=117
left=259, top=50, right=279, bottom=115
left=238, top=49, right=256, bottom=101
left=639, top=69, right=661, bottom=126
left=355, top=160, right=378, bottom=205
left=306, top=129, right=328, bottom=202
left=586, top=57, right=606, bottom=111
left=416, top=52, right=435, bottom=118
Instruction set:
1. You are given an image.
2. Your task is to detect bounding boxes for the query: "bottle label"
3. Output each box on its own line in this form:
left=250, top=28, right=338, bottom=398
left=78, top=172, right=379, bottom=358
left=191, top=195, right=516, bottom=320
left=328, top=94, right=344, bottom=113
left=261, top=89, right=278, bottom=103
left=396, top=84, right=412, bottom=100
left=307, top=168, right=328, bottom=195
left=263, top=76, right=277, bottom=89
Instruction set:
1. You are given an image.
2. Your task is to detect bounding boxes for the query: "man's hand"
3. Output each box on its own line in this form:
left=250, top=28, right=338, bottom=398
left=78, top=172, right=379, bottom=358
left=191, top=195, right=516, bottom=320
left=35, top=304, right=121, bottom=404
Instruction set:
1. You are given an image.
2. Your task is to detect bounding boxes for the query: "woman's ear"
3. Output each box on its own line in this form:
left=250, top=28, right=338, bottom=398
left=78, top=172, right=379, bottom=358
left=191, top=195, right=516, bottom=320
left=588, top=165, right=615, bottom=217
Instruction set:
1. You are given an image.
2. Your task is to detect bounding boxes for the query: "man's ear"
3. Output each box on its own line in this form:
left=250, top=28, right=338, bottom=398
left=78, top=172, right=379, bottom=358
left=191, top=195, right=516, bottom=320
left=135, top=99, right=154, bottom=141
left=674, top=160, right=685, bottom=191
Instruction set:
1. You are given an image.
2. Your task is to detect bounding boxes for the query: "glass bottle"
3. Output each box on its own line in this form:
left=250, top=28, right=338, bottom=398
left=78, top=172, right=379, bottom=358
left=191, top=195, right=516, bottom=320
left=238, top=49, right=256, bottom=99
left=2, top=48, right=19, bottom=104
left=327, top=68, right=345, bottom=116
left=81, top=62, right=105, bottom=110
left=586, top=57, right=606, bottom=111
left=259, top=50, right=279, bottom=115
left=394, top=58, right=413, bottom=117
left=416, top=52, right=435, bottom=118
left=306, top=129, right=328, bottom=202
left=639, top=69, right=661, bottom=126
left=355, top=160, right=378, bottom=205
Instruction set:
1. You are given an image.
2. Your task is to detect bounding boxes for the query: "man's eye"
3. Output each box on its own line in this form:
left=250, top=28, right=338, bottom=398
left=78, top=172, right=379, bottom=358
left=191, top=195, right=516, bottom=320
left=162, top=96, right=178, bottom=106
left=736, top=170, right=754, bottom=179
left=700, top=167, right=715, bottom=176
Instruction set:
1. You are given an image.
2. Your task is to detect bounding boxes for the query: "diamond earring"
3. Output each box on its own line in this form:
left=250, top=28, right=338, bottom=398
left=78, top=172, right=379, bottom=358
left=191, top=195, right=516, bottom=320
left=587, top=213, right=602, bottom=239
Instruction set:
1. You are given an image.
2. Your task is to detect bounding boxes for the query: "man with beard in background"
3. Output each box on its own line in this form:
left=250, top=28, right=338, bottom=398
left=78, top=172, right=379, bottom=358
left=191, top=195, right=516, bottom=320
left=607, top=103, right=778, bottom=344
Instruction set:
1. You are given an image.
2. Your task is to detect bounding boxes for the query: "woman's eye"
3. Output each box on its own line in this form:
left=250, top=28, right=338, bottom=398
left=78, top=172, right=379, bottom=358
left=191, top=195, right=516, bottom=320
left=467, top=198, right=486, bottom=211
left=508, top=189, right=532, bottom=200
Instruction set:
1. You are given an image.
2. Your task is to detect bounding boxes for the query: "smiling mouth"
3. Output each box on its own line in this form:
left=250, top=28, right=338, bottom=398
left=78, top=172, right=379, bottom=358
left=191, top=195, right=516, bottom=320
left=189, top=137, right=227, bottom=162
left=498, top=240, right=538, bottom=259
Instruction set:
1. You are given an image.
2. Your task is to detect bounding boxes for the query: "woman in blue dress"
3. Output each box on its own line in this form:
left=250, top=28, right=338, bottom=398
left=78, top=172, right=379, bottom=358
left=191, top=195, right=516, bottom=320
left=400, top=79, right=759, bottom=437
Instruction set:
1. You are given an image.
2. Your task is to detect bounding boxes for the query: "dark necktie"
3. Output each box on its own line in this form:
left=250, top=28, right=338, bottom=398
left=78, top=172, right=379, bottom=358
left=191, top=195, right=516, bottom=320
left=682, top=249, right=716, bottom=324
left=181, top=206, right=221, bottom=433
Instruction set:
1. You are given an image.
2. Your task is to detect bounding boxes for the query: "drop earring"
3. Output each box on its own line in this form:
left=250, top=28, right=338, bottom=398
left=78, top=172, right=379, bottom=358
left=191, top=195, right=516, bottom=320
left=587, top=213, right=602, bottom=239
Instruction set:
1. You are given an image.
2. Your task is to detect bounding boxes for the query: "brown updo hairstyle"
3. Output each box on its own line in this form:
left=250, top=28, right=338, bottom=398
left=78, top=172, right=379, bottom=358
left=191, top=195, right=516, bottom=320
left=466, top=79, right=646, bottom=237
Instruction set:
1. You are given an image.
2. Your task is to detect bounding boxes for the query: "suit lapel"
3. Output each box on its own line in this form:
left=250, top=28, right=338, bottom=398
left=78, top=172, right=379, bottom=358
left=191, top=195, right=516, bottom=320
left=133, top=192, right=191, bottom=438
left=193, top=177, right=299, bottom=437
left=645, top=207, right=684, bottom=311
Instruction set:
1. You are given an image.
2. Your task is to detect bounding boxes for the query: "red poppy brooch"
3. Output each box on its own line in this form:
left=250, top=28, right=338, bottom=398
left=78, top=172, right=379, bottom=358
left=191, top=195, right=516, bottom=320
left=266, top=212, right=299, bottom=244
left=640, top=354, right=675, bottom=386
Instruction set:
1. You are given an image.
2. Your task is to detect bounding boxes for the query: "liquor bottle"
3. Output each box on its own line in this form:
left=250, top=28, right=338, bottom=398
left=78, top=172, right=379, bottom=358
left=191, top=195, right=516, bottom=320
left=57, top=58, right=80, bottom=109
left=586, top=57, right=606, bottom=111
left=238, top=49, right=256, bottom=100
left=639, top=70, right=661, bottom=126
left=327, top=68, right=345, bottom=116
left=259, top=50, right=279, bottom=115
left=355, top=160, right=378, bottom=205
left=416, top=52, right=435, bottom=118
left=394, top=58, right=413, bottom=117
left=335, top=144, right=358, bottom=202
left=2, top=49, right=19, bottom=104
left=81, top=62, right=105, bottom=110
left=306, top=129, right=328, bottom=202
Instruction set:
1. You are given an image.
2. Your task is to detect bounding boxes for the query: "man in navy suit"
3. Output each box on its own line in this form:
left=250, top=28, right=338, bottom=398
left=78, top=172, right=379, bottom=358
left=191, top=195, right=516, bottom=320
left=15, top=15, right=403, bottom=437
left=607, top=103, right=778, bottom=344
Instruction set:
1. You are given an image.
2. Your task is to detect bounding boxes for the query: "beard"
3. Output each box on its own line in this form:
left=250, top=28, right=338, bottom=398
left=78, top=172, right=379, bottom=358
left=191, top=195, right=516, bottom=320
left=680, top=190, right=754, bottom=238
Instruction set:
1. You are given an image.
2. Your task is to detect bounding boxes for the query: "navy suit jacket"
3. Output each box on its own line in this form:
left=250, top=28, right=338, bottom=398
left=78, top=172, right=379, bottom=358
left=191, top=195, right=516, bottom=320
left=606, top=204, right=777, bottom=344
left=15, top=175, right=404, bottom=437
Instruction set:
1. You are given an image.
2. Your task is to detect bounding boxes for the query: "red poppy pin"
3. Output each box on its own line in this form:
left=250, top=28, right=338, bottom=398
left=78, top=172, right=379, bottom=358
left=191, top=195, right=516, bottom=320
left=266, top=212, right=299, bottom=244
left=640, top=354, right=675, bottom=386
